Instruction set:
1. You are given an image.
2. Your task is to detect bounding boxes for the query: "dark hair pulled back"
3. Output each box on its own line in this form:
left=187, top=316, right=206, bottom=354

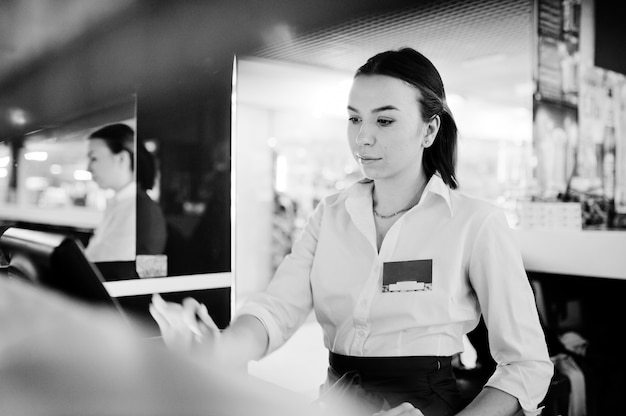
left=88, top=123, right=156, bottom=190
left=355, top=47, right=458, bottom=189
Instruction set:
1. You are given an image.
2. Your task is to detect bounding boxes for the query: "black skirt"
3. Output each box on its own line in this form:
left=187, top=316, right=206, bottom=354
left=319, top=352, right=464, bottom=416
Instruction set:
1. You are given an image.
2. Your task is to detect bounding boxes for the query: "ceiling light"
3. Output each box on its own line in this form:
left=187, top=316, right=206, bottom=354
left=8, top=107, right=28, bottom=126
left=24, top=151, right=48, bottom=161
left=74, top=170, right=92, bottom=181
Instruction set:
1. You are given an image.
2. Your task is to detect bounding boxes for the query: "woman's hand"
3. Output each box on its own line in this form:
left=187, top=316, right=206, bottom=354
left=151, top=296, right=270, bottom=370
left=374, top=402, right=424, bottom=416
left=149, top=294, right=221, bottom=355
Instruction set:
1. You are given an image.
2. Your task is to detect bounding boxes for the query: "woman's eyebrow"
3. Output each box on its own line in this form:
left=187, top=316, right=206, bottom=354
left=372, top=105, right=399, bottom=113
left=347, top=105, right=399, bottom=113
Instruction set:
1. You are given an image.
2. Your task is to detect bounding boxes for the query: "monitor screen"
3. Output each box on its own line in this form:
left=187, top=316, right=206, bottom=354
left=0, top=226, right=121, bottom=310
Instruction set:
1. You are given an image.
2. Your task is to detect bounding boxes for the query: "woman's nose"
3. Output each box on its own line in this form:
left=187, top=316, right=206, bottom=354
left=355, top=124, right=375, bottom=146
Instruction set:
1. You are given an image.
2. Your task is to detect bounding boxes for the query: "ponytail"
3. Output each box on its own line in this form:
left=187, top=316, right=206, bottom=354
left=423, top=108, right=458, bottom=189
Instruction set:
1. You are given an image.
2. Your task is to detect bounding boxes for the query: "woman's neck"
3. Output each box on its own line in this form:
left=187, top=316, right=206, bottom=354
left=372, top=173, right=429, bottom=216
left=112, top=176, right=134, bottom=193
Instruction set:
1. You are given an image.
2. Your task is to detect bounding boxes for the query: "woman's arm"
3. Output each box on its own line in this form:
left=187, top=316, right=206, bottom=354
left=467, top=210, right=553, bottom=414
left=216, top=314, right=270, bottom=368
left=150, top=197, right=326, bottom=366
left=150, top=295, right=269, bottom=370
left=456, top=387, right=520, bottom=416
left=376, top=387, right=521, bottom=416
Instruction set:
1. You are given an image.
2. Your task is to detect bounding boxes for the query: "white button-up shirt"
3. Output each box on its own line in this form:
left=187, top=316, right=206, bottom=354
left=239, top=175, right=553, bottom=414
left=85, top=182, right=136, bottom=262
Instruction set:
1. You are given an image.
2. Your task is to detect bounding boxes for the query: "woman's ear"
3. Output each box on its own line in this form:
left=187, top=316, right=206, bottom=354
left=116, top=150, right=133, bottom=171
left=422, top=114, right=440, bottom=148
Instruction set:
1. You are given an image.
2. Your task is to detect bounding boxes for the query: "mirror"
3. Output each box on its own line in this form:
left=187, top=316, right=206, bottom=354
left=0, top=97, right=148, bottom=280
left=0, top=88, right=233, bottom=281
left=0, top=0, right=236, bottom=282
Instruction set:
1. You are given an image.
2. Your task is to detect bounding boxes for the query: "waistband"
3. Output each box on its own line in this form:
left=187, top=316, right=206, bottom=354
left=329, top=352, right=452, bottom=380
left=326, top=352, right=461, bottom=414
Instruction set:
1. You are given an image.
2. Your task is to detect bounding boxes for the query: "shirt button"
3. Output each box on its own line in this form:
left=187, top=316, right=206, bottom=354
left=358, top=330, right=366, bottom=337
left=360, top=300, right=367, bottom=307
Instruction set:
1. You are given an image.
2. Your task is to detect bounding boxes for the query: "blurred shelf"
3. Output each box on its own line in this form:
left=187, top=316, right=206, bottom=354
left=514, top=229, right=626, bottom=280
left=0, top=204, right=102, bottom=230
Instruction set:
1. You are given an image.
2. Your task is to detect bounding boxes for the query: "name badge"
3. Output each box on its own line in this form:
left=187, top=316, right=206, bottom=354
left=382, top=259, right=432, bottom=292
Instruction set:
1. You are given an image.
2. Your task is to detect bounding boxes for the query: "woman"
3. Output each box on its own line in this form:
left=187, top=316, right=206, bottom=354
left=150, top=48, right=553, bottom=416
left=85, top=123, right=167, bottom=265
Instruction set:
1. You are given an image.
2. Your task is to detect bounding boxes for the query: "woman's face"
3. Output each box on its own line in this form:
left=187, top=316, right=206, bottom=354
left=347, top=74, right=434, bottom=183
left=87, top=139, right=129, bottom=190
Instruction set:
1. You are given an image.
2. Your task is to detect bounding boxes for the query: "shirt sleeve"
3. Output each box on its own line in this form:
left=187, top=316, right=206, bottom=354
left=468, top=209, right=554, bottom=415
left=236, top=200, right=324, bottom=356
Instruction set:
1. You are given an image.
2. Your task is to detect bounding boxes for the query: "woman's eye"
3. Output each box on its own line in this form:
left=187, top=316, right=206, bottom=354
left=377, top=118, right=394, bottom=126
left=348, top=116, right=361, bottom=124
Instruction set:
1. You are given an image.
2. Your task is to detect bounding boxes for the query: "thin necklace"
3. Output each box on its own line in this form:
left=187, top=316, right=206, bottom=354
left=372, top=181, right=427, bottom=219
left=373, top=207, right=411, bottom=219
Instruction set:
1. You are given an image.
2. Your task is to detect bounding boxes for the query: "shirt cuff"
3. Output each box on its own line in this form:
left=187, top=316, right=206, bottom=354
left=522, top=406, right=544, bottom=416
left=236, top=304, right=284, bottom=356
left=485, top=359, right=554, bottom=415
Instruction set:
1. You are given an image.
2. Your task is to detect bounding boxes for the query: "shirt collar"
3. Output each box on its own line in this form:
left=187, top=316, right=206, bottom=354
left=339, top=174, right=454, bottom=217
left=423, top=174, right=454, bottom=216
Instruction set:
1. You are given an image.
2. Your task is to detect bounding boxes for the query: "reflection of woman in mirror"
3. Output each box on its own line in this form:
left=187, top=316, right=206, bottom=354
left=150, top=49, right=552, bottom=416
left=85, top=123, right=166, bottom=266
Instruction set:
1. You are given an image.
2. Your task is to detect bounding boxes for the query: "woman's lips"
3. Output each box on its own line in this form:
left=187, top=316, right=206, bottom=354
left=356, top=154, right=380, bottom=164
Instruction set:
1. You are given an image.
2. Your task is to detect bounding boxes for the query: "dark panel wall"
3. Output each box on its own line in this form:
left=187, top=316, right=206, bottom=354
left=594, top=0, right=626, bottom=74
